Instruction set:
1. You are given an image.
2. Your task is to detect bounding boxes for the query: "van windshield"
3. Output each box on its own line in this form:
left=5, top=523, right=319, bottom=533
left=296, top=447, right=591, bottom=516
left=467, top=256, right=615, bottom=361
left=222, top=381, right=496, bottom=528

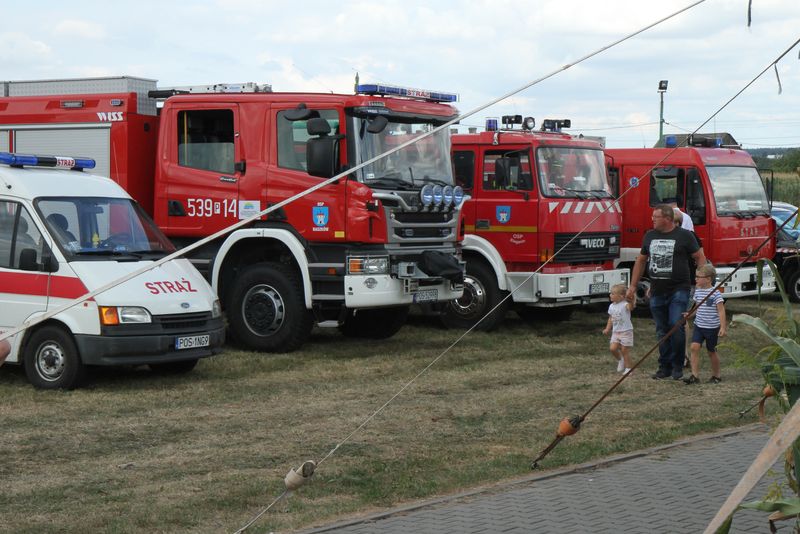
left=707, top=166, right=770, bottom=216
left=36, top=197, right=175, bottom=259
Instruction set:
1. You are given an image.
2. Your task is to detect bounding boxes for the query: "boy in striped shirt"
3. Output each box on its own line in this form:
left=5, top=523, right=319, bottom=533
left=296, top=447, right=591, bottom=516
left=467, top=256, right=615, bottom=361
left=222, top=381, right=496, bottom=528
left=683, top=264, right=727, bottom=385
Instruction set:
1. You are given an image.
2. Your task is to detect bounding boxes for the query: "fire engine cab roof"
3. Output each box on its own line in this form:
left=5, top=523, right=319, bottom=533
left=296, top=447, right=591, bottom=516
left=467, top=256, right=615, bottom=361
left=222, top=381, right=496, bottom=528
left=0, top=165, right=129, bottom=202
left=606, top=147, right=754, bottom=167
left=451, top=130, right=604, bottom=148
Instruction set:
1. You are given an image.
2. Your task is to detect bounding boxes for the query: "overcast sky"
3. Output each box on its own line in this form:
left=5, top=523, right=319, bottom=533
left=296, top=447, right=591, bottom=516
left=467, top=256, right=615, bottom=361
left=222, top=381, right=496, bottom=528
left=2, top=0, right=799, bottom=149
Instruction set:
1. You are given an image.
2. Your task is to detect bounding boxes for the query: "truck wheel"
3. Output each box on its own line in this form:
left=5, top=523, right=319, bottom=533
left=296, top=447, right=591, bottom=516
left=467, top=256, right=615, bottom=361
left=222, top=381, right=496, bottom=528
left=786, top=270, right=800, bottom=303
left=226, top=262, right=313, bottom=353
left=441, top=261, right=509, bottom=331
left=339, top=306, right=409, bottom=339
left=24, top=326, right=85, bottom=390
left=149, top=359, right=198, bottom=374
left=517, top=306, right=573, bottom=323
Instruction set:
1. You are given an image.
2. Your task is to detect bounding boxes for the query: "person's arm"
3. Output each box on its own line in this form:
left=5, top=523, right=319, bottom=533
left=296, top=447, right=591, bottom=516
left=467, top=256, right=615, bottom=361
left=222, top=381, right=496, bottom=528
left=603, top=316, right=612, bottom=335
left=626, top=254, right=647, bottom=301
left=718, top=301, right=727, bottom=337
left=691, top=247, right=706, bottom=268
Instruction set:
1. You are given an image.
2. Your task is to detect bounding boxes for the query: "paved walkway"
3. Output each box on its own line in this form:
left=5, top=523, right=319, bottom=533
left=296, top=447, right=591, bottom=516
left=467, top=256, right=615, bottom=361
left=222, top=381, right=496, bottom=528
left=297, top=424, right=788, bottom=533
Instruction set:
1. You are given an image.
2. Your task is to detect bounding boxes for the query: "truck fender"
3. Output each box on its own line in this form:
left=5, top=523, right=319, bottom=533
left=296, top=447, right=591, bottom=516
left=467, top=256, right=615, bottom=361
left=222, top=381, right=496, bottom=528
left=461, top=234, right=509, bottom=291
left=211, top=228, right=313, bottom=309
left=11, top=313, right=82, bottom=365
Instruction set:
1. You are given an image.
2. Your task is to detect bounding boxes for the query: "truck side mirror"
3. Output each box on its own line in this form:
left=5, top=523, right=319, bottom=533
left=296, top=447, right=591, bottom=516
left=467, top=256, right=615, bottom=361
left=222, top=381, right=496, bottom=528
left=306, top=118, right=340, bottom=179
left=18, top=248, right=42, bottom=272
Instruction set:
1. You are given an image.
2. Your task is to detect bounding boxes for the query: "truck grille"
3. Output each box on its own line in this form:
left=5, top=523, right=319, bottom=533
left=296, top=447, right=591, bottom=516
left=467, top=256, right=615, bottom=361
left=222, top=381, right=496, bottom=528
left=553, top=232, right=620, bottom=263
left=155, top=312, right=211, bottom=330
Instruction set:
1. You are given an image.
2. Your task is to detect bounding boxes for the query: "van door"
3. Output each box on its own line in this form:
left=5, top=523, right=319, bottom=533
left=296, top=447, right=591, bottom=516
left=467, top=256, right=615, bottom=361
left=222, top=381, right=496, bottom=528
left=0, top=201, right=51, bottom=361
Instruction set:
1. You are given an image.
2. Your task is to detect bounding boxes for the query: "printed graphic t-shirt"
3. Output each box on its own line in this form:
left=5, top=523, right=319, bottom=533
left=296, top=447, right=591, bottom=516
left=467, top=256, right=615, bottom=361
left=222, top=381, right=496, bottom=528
left=608, top=300, right=633, bottom=333
left=640, top=227, right=700, bottom=296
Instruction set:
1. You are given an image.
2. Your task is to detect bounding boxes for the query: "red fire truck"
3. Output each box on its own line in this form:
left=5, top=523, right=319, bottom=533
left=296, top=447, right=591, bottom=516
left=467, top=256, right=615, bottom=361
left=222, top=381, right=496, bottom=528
left=442, top=116, right=628, bottom=330
left=606, top=136, right=776, bottom=303
left=0, top=77, right=466, bottom=352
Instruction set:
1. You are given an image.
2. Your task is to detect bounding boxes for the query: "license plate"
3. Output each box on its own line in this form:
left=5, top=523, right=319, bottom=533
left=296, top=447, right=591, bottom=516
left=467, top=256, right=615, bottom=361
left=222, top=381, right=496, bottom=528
left=175, top=334, right=210, bottom=350
left=589, top=282, right=609, bottom=295
left=413, top=288, right=439, bottom=303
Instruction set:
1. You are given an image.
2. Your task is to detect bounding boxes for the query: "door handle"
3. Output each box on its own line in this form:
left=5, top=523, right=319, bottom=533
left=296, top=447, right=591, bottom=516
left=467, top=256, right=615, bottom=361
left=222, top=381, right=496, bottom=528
left=219, top=176, right=237, bottom=183
left=476, top=219, right=490, bottom=230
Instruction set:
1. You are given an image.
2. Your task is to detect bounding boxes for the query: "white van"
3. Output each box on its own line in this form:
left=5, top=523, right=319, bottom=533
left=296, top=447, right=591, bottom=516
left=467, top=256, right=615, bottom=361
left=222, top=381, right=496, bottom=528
left=0, top=153, right=224, bottom=389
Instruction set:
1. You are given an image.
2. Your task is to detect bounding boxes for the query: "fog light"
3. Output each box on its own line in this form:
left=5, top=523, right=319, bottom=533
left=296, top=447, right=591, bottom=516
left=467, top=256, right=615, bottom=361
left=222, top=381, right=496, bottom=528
left=559, top=277, right=569, bottom=294
left=593, top=273, right=604, bottom=283
left=364, top=277, right=378, bottom=289
left=622, top=271, right=629, bottom=286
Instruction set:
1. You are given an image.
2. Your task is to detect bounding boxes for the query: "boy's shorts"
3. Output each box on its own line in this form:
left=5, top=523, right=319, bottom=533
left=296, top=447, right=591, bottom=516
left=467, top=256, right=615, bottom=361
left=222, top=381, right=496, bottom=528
left=691, top=325, right=720, bottom=352
left=610, top=329, right=634, bottom=347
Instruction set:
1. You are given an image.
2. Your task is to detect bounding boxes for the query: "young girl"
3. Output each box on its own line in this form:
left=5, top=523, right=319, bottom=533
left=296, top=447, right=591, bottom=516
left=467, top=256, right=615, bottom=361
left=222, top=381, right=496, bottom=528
left=684, top=263, right=726, bottom=384
left=603, top=284, right=635, bottom=374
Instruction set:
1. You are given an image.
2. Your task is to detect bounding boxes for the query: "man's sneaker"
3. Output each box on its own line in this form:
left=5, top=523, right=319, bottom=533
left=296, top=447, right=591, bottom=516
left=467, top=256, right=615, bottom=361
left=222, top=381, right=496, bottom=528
left=708, top=376, right=722, bottom=384
left=683, top=374, right=700, bottom=385
left=617, top=359, right=625, bottom=372
left=651, top=369, right=670, bottom=380
left=672, top=372, right=684, bottom=381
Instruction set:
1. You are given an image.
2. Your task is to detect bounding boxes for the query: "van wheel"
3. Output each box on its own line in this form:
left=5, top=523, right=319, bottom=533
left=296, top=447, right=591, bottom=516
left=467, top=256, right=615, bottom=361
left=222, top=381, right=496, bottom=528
left=226, top=262, right=313, bottom=353
left=339, top=306, right=409, bottom=339
left=24, top=326, right=85, bottom=390
left=149, top=359, right=198, bottom=374
left=786, top=270, right=800, bottom=303
left=441, top=261, right=509, bottom=331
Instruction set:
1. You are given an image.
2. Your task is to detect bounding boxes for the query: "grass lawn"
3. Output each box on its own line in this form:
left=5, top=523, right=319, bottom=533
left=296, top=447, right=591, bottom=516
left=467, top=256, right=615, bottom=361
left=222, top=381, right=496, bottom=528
left=0, top=294, right=791, bottom=533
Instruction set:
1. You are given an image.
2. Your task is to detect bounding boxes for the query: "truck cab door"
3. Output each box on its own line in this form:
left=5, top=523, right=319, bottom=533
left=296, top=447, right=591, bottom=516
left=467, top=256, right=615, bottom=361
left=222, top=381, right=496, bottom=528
left=160, top=104, right=242, bottom=236
left=453, top=149, right=477, bottom=233
left=473, top=147, right=537, bottom=263
left=268, top=107, right=347, bottom=243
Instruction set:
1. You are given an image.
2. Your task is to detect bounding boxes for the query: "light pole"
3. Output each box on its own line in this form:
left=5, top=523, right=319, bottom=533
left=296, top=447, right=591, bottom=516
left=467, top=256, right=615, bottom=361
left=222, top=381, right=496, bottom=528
left=658, top=80, right=668, bottom=144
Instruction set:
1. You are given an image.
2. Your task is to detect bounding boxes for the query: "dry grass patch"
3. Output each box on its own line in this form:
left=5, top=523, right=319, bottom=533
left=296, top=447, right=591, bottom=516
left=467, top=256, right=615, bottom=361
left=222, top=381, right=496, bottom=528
left=0, top=295, right=787, bottom=533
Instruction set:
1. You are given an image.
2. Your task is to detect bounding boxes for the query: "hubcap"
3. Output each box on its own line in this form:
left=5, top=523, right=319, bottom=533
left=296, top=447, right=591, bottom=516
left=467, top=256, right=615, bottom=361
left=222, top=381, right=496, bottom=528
left=36, top=342, right=65, bottom=382
left=451, top=275, right=486, bottom=318
left=242, top=284, right=285, bottom=336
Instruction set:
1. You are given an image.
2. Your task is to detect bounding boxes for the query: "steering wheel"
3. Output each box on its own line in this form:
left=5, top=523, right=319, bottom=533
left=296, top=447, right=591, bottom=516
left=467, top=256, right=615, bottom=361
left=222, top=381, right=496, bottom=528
left=98, top=232, right=132, bottom=249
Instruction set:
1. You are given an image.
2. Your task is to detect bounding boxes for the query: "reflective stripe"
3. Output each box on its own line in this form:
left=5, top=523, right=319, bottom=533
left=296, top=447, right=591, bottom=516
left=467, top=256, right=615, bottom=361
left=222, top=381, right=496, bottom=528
left=0, top=271, right=88, bottom=299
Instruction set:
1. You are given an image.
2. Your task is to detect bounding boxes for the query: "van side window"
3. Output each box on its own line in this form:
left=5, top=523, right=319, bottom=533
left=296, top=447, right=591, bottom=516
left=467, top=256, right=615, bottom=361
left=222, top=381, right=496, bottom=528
left=177, top=109, right=235, bottom=174
left=0, top=201, right=44, bottom=270
left=277, top=109, right=339, bottom=172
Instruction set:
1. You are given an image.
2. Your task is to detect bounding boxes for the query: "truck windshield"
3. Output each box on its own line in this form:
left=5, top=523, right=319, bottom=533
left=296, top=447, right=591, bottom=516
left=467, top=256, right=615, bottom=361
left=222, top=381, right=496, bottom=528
left=536, top=147, right=611, bottom=199
left=707, top=166, right=770, bottom=216
left=352, top=117, right=453, bottom=189
left=36, top=197, right=176, bottom=259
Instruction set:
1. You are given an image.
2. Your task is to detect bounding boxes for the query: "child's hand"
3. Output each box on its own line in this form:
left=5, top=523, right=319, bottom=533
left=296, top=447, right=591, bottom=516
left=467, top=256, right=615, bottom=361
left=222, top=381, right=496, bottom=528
left=719, top=326, right=727, bottom=337
left=602, top=327, right=610, bottom=335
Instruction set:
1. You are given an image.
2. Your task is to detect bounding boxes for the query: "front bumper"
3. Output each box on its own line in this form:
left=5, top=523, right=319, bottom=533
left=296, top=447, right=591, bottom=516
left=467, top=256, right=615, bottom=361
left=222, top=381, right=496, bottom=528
left=717, top=266, right=776, bottom=298
left=75, top=318, right=225, bottom=366
left=507, top=268, right=629, bottom=306
left=344, top=274, right=464, bottom=308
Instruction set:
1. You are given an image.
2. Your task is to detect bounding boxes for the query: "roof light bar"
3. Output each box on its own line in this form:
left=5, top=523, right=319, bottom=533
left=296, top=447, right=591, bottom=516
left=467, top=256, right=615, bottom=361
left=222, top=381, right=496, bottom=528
left=356, top=83, right=458, bottom=103
left=541, top=119, right=571, bottom=133
left=0, top=152, right=96, bottom=170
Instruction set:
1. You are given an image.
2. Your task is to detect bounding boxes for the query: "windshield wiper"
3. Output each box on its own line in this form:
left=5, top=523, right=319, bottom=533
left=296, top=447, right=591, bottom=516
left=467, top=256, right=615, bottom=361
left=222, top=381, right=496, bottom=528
left=74, top=250, right=142, bottom=260
left=367, top=176, right=413, bottom=190
left=422, top=177, right=450, bottom=186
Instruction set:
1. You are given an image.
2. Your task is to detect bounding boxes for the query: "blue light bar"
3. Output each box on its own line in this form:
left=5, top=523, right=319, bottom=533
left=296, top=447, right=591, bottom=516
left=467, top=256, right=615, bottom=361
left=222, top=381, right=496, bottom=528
left=356, top=83, right=458, bottom=103
left=0, top=152, right=96, bottom=170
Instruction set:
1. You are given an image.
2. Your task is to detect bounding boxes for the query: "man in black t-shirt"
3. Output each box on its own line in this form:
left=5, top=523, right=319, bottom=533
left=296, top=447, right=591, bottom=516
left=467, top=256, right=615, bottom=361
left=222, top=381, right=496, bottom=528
left=626, top=205, right=706, bottom=380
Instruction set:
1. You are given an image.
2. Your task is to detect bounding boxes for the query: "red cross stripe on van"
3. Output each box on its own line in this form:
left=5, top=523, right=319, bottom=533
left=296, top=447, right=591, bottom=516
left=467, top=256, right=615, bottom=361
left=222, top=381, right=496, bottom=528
left=0, top=271, right=89, bottom=299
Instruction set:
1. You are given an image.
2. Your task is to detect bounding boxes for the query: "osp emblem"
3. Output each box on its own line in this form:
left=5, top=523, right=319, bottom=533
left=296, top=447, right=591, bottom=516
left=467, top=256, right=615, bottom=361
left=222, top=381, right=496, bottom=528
left=496, top=205, right=511, bottom=224
left=313, top=206, right=329, bottom=227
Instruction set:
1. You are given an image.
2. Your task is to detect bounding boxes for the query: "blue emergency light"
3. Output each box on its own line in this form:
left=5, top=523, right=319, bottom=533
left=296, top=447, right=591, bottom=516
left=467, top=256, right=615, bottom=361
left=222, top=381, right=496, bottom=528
left=356, top=83, right=458, bottom=103
left=0, top=152, right=96, bottom=170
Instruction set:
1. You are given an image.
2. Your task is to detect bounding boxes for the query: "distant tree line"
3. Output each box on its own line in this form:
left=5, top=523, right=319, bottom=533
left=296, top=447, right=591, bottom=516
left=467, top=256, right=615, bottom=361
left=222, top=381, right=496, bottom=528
left=749, top=147, right=800, bottom=173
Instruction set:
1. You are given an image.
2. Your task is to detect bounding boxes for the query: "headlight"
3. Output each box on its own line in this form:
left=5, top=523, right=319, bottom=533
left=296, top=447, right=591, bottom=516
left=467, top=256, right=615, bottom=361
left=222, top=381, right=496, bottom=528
left=212, top=299, right=222, bottom=318
left=348, top=256, right=389, bottom=275
left=453, top=186, right=465, bottom=206
left=559, top=277, right=570, bottom=294
left=443, top=185, right=454, bottom=206
left=432, top=185, right=443, bottom=205
left=420, top=184, right=434, bottom=207
left=99, top=306, right=152, bottom=325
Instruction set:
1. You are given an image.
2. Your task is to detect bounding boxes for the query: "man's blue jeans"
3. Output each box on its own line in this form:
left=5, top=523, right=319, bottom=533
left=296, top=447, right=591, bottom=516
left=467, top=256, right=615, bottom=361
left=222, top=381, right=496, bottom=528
left=649, top=289, right=690, bottom=377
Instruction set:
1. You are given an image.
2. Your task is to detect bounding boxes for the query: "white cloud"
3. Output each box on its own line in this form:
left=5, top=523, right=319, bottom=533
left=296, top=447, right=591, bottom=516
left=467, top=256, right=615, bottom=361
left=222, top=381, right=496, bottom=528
left=53, top=19, right=107, bottom=40
left=0, top=32, right=51, bottom=63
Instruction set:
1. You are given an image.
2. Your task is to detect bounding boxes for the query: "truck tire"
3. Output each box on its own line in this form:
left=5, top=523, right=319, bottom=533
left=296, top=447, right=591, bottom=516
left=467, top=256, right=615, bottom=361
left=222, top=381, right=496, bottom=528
left=440, top=261, right=509, bottom=331
left=339, top=306, right=409, bottom=339
left=226, top=262, right=313, bottom=353
left=786, top=270, right=800, bottom=303
left=149, top=359, right=198, bottom=374
left=24, top=325, right=85, bottom=390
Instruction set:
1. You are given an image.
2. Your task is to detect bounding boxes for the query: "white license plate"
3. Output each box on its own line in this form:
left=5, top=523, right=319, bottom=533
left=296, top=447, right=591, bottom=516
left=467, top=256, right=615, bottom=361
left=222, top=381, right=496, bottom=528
left=175, top=334, right=210, bottom=350
left=589, top=282, right=609, bottom=295
left=413, top=288, right=439, bottom=303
